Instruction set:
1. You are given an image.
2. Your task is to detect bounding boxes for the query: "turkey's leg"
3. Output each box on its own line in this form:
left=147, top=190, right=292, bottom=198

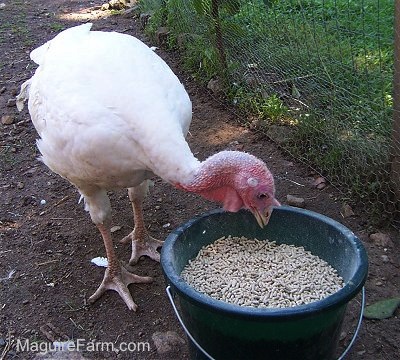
left=121, top=181, right=163, bottom=265
left=88, top=222, right=153, bottom=311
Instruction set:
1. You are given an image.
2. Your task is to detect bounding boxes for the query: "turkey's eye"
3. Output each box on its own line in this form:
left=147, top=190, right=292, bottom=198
left=258, top=193, right=269, bottom=200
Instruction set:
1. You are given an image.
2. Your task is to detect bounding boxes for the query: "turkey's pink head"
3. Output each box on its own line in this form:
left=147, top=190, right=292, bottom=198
left=176, top=151, right=280, bottom=227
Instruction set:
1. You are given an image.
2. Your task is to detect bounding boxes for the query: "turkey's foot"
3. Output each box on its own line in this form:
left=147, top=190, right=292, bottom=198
left=121, top=232, right=163, bottom=265
left=88, top=265, right=152, bottom=311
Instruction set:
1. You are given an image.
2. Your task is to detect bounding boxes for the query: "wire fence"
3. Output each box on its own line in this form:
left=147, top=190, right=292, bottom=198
left=138, top=0, right=398, bottom=227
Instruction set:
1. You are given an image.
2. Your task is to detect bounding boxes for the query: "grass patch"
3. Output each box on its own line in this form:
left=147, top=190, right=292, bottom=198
left=139, top=0, right=395, bottom=222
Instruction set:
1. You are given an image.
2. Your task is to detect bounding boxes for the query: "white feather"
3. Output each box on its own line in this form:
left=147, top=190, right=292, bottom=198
left=90, top=257, right=109, bottom=268
left=20, top=24, right=201, bottom=223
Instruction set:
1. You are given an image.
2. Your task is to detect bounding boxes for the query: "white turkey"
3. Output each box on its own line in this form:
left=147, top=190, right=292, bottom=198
left=17, top=24, right=280, bottom=311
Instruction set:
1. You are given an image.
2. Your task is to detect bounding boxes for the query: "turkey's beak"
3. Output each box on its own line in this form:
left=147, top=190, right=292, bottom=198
left=252, top=198, right=281, bottom=228
left=252, top=208, right=269, bottom=228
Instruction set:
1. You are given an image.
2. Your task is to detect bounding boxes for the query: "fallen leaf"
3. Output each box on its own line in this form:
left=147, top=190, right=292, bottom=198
left=1, top=114, right=14, bottom=125
left=363, top=297, right=400, bottom=319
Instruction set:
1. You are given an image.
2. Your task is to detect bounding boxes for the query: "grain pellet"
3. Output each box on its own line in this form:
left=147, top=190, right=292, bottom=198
left=180, top=236, right=344, bottom=308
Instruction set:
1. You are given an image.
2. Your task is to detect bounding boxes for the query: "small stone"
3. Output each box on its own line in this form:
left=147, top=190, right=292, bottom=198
left=110, top=225, right=122, bottom=233
left=108, top=0, right=131, bottom=10
left=40, top=199, right=47, bottom=205
left=152, top=331, right=185, bottom=354
left=23, top=299, right=29, bottom=305
left=370, top=233, right=393, bottom=247
left=357, top=350, right=366, bottom=356
left=0, top=86, right=6, bottom=93
left=375, top=281, right=383, bottom=286
left=286, top=194, right=305, bottom=208
left=313, top=176, right=327, bottom=190
left=341, top=203, right=355, bottom=218
left=1, top=115, right=15, bottom=125
left=16, top=182, right=25, bottom=189
left=0, top=3, right=5, bottom=9
left=381, top=255, right=390, bottom=263
left=339, top=331, right=347, bottom=341
left=207, top=78, right=223, bottom=95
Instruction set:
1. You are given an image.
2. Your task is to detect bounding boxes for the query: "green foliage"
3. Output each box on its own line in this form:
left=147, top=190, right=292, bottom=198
left=183, top=37, right=220, bottom=81
left=138, top=0, right=395, bottom=221
left=229, top=86, right=289, bottom=124
left=110, top=9, right=124, bottom=15
left=49, top=23, right=64, bottom=32
left=139, top=0, right=164, bottom=39
left=192, top=0, right=241, bottom=16
left=192, top=0, right=210, bottom=15
left=260, top=94, right=288, bottom=122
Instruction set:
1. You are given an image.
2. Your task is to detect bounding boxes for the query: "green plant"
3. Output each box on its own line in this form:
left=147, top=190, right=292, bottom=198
left=228, top=85, right=289, bottom=124
left=138, top=0, right=396, bottom=223
left=259, top=94, right=288, bottom=122
left=49, top=23, right=65, bottom=32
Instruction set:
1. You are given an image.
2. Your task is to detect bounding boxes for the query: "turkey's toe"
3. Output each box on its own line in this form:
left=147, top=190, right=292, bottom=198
left=88, top=265, right=153, bottom=311
left=121, top=230, right=164, bottom=264
left=120, top=233, right=133, bottom=245
left=128, top=237, right=164, bottom=265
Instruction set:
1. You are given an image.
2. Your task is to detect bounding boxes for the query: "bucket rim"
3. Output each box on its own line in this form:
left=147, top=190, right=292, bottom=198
left=161, top=206, right=368, bottom=320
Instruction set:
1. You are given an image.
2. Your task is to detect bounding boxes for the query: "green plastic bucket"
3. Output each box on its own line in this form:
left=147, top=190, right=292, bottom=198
left=161, top=207, right=368, bottom=360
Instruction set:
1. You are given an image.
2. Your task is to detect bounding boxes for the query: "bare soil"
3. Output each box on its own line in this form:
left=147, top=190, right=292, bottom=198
left=0, top=1, right=399, bottom=359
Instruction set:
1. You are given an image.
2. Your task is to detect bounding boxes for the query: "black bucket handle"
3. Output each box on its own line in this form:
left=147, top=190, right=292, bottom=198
left=166, top=285, right=366, bottom=360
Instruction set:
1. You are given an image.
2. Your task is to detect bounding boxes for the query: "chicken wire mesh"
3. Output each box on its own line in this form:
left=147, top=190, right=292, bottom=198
left=138, top=0, right=398, bottom=227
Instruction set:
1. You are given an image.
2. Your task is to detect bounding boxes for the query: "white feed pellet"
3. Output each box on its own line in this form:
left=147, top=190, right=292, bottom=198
left=180, top=236, right=344, bottom=308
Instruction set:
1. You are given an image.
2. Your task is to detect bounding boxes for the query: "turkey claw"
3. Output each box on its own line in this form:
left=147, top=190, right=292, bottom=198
left=88, top=265, right=152, bottom=311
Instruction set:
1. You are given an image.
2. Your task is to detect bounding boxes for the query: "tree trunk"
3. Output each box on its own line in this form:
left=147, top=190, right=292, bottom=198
left=211, top=0, right=228, bottom=81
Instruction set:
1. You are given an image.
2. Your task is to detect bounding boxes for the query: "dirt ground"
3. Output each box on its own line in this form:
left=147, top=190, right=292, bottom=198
left=0, top=1, right=399, bottom=359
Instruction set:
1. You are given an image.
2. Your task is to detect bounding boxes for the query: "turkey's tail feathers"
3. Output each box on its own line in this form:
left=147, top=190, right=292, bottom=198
left=30, top=23, right=93, bottom=65
left=30, top=40, right=51, bottom=65
left=17, top=23, right=94, bottom=111
left=16, top=79, right=32, bottom=111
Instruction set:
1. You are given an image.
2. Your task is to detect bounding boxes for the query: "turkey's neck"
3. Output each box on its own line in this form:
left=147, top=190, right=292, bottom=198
left=174, top=151, right=251, bottom=196
left=178, top=160, right=237, bottom=193
left=174, top=152, right=248, bottom=212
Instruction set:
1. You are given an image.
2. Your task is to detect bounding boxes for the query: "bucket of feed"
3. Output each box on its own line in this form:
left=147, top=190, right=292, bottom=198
left=161, top=206, right=368, bottom=360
